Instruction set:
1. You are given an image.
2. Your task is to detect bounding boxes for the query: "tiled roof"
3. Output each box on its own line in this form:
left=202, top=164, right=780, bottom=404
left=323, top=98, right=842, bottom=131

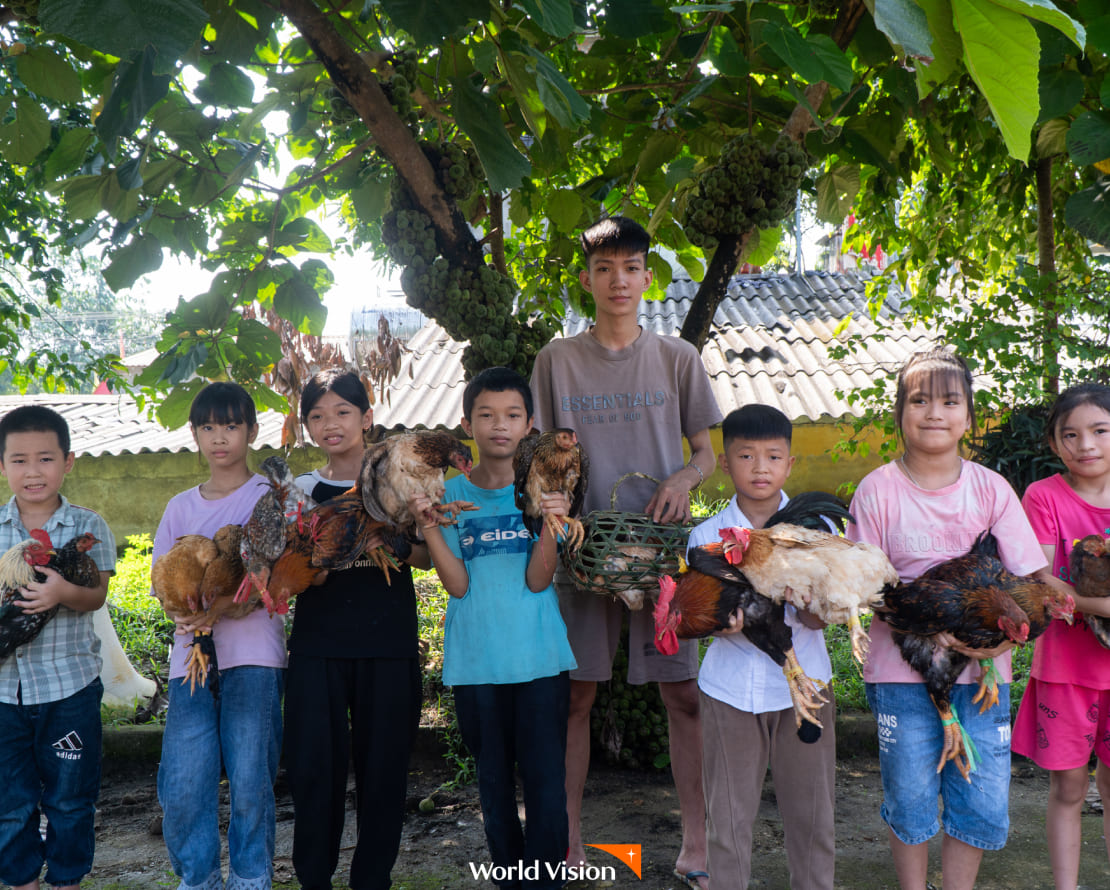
left=4, top=269, right=933, bottom=457
left=0, top=395, right=287, bottom=458
left=374, top=269, right=934, bottom=430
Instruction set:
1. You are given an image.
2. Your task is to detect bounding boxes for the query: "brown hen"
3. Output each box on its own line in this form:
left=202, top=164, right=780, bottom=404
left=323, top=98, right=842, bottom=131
left=1069, top=534, right=1110, bottom=648
left=513, top=428, right=589, bottom=550
left=360, top=430, right=474, bottom=538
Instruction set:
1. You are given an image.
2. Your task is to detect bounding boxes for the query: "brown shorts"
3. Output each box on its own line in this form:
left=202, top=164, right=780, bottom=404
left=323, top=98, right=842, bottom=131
left=555, top=579, right=699, bottom=685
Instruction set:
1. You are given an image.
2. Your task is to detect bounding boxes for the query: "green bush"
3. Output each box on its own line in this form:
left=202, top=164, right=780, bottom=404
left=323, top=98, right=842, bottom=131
left=106, top=534, right=174, bottom=698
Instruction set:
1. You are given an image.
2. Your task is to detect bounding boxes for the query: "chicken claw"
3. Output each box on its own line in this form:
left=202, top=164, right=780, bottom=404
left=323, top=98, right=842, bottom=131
left=430, top=500, right=478, bottom=526
left=971, top=658, right=1001, bottom=713
left=848, top=611, right=871, bottom=664
left=366, top=545, right=401, bottom=581
left=544, top=514, right=585, bottom=551
left=936, top=704, right=975, bottom=782
left=782, top=649, right=827, bottom=730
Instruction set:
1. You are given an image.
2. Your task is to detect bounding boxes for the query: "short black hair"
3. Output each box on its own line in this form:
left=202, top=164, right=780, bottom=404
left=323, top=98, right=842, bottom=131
left=722, top=404, right=792, bottom=448
left=462, top=366, right=533, bottom=421
left=580, top=216, right=651, bottom=265
left=189, top=381, right=257, bottom=429
left=0, top=405, right=71, bottom=457
left=301, top=368, right=370, bottom=421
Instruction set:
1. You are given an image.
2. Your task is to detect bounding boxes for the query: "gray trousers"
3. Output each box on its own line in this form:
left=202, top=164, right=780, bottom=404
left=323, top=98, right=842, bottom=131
left=700, top=690, right=836, bottom=890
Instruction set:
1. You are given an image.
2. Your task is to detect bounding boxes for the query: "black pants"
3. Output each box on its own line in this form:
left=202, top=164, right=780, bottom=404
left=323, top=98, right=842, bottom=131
left=453, top=673, right=570, bottom=890
left=283, top=655, right=421, bottom=890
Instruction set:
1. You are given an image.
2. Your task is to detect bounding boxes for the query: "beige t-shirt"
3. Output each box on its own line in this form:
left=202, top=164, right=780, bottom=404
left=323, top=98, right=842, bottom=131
left=530, top=328, right=722, bottom=513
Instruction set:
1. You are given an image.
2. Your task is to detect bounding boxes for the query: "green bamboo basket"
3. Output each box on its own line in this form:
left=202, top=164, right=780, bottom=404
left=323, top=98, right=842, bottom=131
left=562, top=473, right=691, bottom=610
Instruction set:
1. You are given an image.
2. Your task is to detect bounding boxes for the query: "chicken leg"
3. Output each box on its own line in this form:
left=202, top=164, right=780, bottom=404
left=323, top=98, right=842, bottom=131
left=934, top=701, right=975, bottom=782
left=848, top=609, right=871, bottom=664
left=782, top=648, right=828, bottom=730
left=545, top=513, right=585, bottom=552
left=970, top=658, right=1001, bottom=713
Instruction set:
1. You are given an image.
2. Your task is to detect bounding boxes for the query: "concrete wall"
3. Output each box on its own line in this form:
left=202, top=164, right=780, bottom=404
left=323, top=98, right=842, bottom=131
left=0, top=420, right=889, bottom=548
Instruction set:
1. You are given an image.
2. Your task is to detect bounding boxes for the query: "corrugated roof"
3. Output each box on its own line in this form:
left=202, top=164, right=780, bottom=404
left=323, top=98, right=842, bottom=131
left=0, top=395, right=287, bottom=458
left=3, top=269, right=933, bottom=458
left=374, top=269, right=934, bottom=429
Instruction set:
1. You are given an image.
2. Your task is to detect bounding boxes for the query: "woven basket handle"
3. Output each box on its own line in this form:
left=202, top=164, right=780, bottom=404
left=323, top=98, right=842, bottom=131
left=608, top=472, right=662, bottom=510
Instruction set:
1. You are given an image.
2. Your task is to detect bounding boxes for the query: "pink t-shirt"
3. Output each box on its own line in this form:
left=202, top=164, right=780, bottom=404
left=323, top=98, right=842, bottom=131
left=1023, top=473, right=1110, bottom=689
left=153, top=474, right=288, bottom=680
left=848, top=460, right=1046, bottom=685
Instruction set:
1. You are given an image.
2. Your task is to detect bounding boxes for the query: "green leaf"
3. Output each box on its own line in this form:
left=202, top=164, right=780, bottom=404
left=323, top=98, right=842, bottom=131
left=807, top=35, right=853, bottom=92
left=378, top=0, right=488, bottom=43
left=1038, top=68, right=1084, bottom=123
left=1064, top=179, right=1110, bottom=245
left=517, top=0, right=576, bottom=38
left=194, top=62, right=256, bottom=108
left=953, top=0, right=1039, bottom=162
left=274, top=271, right=327, bottom=336
left=1089, top=16, right=1110, bottom=55
left=600, top=0, right=671, bottom=39
left=102, top=235, right=164, bottom=291
left=1066, top=112, right=1110, bottom=166
left=746, top=226, right=782, bottom=267
left=40, top=0, right=209, bottom=75
left=156, top=378, right=207, bottom=429
left=451, top=77, right=531, bottom=192
left=17, top=46, right=83, bottom=103
left=349, top=177, right=389, bottom=225
left=234, top=317, right=282, bottom=368
left=914, top=0, right=961, bottom=95
left=1036, top=118, right=1069, bottom=158
left=816, top=164, right=861, bottom=224
left=96, top=46, right=173, bottom=149
left=44, top=127, right=95, bottom=180
left=0, top=97, right=51, bottom=166
left=547, top=189, right=584, bottom=231
left=985, top=0, right=1084, bottom=50
left=704, top=26, right=748, bottom=77
left=275, top=217, right=332, bottom=253
left=56, top=172, right=112, bottom=219
left=525, top=48, right=591, bottom=129
left=762, top=21, right=827, bottom=86
left=873, top=0, right=935, bottom=60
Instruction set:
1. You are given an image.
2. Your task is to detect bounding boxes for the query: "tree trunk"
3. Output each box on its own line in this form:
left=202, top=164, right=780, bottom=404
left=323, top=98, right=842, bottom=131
left=279, top=0, right=481, bottom=268
left=679, top=0, right=867, bottom=350
left=1037, top=155, right=1059, bottom=395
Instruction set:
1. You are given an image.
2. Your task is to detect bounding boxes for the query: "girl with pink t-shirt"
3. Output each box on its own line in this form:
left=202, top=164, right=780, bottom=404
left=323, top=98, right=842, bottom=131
left=1012, top=382, right=1110, bottom=890
left=848, top=349, right=1045, bottom=890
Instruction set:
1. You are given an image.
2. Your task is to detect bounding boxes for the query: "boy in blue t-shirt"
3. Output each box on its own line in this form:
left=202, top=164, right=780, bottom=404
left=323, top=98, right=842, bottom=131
left=421, top=366, right=577, bottom=889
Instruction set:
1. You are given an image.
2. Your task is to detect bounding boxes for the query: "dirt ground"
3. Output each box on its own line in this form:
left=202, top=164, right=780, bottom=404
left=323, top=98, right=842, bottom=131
left=7, top=723, right=1110, bottom=890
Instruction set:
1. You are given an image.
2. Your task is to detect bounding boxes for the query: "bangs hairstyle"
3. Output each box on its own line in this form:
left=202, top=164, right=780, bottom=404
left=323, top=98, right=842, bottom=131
left=0, top=404, right=71, bottom=456
left=893, top=348, right=977, bottom=439
left=1045, top=382, right=1110, bottom=446
left=189, top=381, right=257, bottom=429
left=722, top=404, right=792, bottom=447
left=301, top=368, right=370, bottom=421
left=462, top=366, right=533, bottom=421
left=580, top=216, right=650, bottom=264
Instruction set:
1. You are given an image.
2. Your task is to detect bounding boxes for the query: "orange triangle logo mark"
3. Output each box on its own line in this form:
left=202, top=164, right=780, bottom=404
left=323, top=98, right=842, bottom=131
left=585, top=844, right=642, bottom=878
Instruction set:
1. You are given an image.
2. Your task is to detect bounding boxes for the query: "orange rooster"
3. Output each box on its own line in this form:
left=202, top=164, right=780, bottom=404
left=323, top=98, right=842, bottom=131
left=260, top=486, right=394, bottom=616
left=152, top=524, right=257, bottom=694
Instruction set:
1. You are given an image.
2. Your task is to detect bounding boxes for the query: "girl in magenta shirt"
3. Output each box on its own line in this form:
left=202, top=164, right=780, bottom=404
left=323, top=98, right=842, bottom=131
left=1012, top=382, right=1110, bottom=890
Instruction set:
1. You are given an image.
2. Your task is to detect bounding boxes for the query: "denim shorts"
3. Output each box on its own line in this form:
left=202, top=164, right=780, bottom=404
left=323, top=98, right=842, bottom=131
left=865, top=681, right=1011, bottom=850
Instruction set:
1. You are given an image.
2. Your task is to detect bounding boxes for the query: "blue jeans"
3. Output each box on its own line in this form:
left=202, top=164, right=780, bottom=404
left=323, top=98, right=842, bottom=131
left=158, top=666, right=284, bottom=890
left=865, top=681, right=1011, bottom=850
left=0, top=678, right=103, bottom=888
left=454, top=673, right=570, bottom=890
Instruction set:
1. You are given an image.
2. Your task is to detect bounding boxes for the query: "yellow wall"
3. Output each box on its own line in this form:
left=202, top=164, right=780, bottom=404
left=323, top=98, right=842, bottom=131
left=0, top=420, right=890, bottom=549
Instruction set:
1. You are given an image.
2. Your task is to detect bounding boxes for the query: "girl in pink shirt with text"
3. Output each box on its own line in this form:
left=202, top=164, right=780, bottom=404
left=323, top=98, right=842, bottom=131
left=1012, top=382, right=1110, bottom=890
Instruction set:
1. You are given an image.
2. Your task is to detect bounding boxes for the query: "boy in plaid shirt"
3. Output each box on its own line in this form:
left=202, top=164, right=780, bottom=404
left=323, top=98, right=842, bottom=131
left=0, top=405, right=116, bottom=890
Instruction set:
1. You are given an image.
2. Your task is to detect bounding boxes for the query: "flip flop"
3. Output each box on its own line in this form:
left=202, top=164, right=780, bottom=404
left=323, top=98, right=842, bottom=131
left=674, top=869, right=710, bottom=889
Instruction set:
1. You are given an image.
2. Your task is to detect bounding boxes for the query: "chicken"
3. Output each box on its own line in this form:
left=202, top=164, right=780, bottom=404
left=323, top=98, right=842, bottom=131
left=1069, top=534, right=1110, bottom=648
left=653, top=493, right=878, bottom=733
left=359, top=430, right=475, bottom=538
left=260, top=486, right=394, bottom=616
left=513, top=428, right=589, bottom=550
left=0, top=530, right=56, bottom=658
left=880, top=531, right=1068, bottom=780
left=655, top=570, right=828, bottom=735
left=701, top=491, right=899, bottom=663
left=152, top=525, right=258, bottom=695
left=236, top=455, right=317, bottom=603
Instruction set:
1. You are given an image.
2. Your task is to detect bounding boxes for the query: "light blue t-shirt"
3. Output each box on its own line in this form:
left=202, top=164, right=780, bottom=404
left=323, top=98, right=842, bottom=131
left=439, top=475, right=576, bottom=686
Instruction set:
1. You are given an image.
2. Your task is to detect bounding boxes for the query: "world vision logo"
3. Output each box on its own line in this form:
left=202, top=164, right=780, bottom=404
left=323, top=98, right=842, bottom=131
left=466, top=844, right=642, bottom=883
left=586, top=844, right=642, bottom=879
